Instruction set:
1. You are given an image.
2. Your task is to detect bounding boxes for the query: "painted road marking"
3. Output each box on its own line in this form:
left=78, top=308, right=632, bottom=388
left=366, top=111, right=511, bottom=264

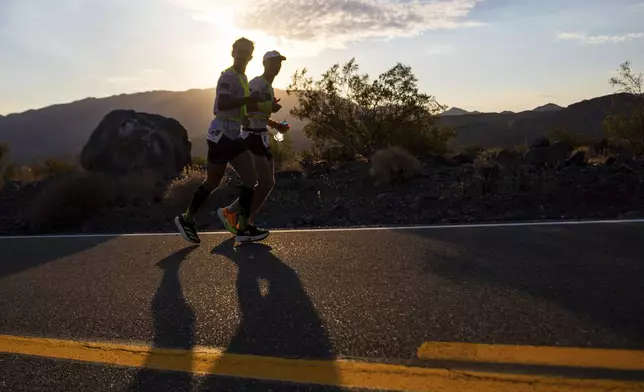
left=418, top=341, right=644, bottom=371
left=1, top=218, right=643, bottom=240
left=1, top=335, right=644, bottom=392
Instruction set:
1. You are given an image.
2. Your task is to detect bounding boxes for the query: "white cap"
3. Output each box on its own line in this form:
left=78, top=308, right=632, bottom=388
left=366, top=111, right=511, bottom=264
left=263, top=50, right=286, bottom=63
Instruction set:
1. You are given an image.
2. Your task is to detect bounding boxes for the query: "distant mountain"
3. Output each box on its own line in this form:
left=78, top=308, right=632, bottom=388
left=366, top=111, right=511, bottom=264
left=0, top=88, right=309, bottom=164
left=441, top=103, right=564, bottom=117
left=439, top=93, right=637, bottom=149
left=0, top=90, right=637, bottom=164
left=440, top=107, right=475, bottom=116
left=533, top=103, right=564, bottom=112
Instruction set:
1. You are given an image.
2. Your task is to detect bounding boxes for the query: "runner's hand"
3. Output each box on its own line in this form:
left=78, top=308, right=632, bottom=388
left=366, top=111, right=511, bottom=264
left=277, top=122, right=291, bottom=132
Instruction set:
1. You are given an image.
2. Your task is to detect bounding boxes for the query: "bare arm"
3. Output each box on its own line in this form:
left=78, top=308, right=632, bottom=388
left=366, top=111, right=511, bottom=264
left=268, top=118, right=290, bottom=132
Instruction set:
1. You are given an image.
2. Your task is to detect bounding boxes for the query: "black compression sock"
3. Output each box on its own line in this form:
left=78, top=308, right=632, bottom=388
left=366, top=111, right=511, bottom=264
left=238, top=186, right=255, bottom=229
left=184, top=183, right=213, bottom=220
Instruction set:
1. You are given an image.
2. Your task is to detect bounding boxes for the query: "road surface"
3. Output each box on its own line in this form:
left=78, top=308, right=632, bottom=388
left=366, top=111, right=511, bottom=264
left=1, top=221, right=644, bottom=391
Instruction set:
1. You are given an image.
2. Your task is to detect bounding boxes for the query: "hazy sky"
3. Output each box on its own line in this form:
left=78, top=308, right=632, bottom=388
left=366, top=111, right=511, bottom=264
left=1, top=0, right=643, bottom=115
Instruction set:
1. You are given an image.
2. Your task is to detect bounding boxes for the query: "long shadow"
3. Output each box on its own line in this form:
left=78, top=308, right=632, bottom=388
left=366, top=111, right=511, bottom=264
left=198, top=239, right=342, bottom=391
left=403, top=224, right=644, bottom=345
left=125, top=245, right=198, bottom=392
left=0, top=236, right=110, bottom=278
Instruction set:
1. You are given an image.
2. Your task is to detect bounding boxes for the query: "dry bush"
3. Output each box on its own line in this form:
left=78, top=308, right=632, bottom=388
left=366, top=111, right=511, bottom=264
left=163, top=171, right=207, bottom=209
left=474, top=148, right=503, bottom=168
left=369, top=146, right=421, bottom=185
left=576, top=145, right=606, bottom=165
left=278, top=159, right=304, bottom=172
left=27, top=171, right=116, bottom=232
left=42, top=158, right=78, bottom=176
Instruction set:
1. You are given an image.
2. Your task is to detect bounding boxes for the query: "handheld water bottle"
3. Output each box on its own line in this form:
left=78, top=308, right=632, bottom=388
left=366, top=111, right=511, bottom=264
left=271, top=120, right=290, bottom=142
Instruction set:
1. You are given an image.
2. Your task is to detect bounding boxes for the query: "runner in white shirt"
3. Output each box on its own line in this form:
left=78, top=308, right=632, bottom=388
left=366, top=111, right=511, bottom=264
left=174, top=37, right=268, bottom=244
left=218, top=51, right=289, bottom=235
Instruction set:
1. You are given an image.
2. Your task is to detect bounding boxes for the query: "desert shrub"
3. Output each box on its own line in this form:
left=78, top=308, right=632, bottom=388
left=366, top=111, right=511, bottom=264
left=0, top=143, right=8, bottom=192
left=462, top=145, right=485, bottom=159
left=191, top=156, right=207, bottom=167
left=27, top=171, right=116, bottom=232
left=297, top=141, right=356, bottom=165
left=163, top=171, right=206, bottom=210
left=288, top=58, right=454, bottom=158
left=548, top=128, right=593, bottom=148
left=42, top=158, right=78, bottom=176
left=369, top=146, right=421, bottom=185
left=475, top=147, right=504, bottom=167
left=279, top=160, right=304, bottom=172
left=11, top=166, right=38, bottom=184
left=604, top=61, right=644, bottom=155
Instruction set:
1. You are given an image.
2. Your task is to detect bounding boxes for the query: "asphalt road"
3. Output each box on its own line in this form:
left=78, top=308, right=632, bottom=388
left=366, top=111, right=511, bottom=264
left=1, top=221, right=643, bottom=391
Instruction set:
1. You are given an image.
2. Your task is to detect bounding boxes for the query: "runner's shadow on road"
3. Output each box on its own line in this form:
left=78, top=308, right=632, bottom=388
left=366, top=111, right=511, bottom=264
left=125, top=245, right=198, bottom=392
left=198, top=239, right=342, bottom=391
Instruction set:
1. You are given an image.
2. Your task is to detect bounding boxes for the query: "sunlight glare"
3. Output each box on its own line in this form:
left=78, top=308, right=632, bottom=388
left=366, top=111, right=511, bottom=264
left=187, top=3, right=285, bottom=87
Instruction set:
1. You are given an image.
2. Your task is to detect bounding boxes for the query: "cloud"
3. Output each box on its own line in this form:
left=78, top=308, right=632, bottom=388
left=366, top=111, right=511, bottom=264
left=557, top=31, right=644, bottom=44
left=171, top=0, right=484, bottom=54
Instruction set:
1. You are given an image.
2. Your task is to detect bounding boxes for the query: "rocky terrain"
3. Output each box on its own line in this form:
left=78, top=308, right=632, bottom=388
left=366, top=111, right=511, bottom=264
left=2, top=108, right=642, bottom=236
left=1, top=153, right=643, bottom=236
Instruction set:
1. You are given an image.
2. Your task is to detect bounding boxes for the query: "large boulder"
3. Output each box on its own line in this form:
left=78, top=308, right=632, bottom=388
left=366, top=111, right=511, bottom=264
left=80, top=110, right=192, bottom=176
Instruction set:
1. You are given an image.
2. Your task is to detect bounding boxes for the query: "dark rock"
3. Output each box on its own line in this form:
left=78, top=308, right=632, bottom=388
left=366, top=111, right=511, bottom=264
left=566, top=150, right=586, bottom=166
left=80, top=110, right=191, bottom=177
left=605, top=156, right=617, bottom=165
left=524, top=142, right=572, bottom=169
left=530, top=137, right=551, bottom=148
left=423, top=154, right=458, bottom=167
left=591, top=139, right=609, bottom=156
left=451, top=153, right=475, bottom=165
left=275, top=170, right=306, bottom=188
left=377, top=193, right=392, bottom=201
left=496, top=149, right=522, bottom=170
left=619, top=164, right=634, bottom=173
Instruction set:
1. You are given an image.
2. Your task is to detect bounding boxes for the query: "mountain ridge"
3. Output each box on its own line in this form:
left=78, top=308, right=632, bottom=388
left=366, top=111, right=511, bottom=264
left=0, top=89, right=636, bottom=163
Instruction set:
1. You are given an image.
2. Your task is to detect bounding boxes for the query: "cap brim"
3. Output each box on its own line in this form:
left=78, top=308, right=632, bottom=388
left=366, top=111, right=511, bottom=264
left=264, top=55, right=287, bottom=62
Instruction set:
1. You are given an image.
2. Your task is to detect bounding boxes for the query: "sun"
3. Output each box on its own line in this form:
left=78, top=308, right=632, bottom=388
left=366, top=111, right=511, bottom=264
left=188, top=6, right=283, bottom=88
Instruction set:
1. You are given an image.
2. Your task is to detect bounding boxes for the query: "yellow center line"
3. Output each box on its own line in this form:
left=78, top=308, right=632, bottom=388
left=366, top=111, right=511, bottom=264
left=418, top=341, right=644, bottom=371
left=1, top=334, right=644, bottom=392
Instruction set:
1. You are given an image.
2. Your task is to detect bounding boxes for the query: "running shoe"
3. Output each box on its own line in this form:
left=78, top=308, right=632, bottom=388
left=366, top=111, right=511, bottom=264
left=236, top=224, right=270, bottom=243
left=174, top=214, right=200, bottom=244
left=217, top=207, right=238, bottom=235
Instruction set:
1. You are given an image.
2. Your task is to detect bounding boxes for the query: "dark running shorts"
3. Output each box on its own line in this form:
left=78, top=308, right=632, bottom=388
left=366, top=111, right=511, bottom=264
left=243, top=129, right=273, bottom=160
left=207, top=135, right=248, bottom=164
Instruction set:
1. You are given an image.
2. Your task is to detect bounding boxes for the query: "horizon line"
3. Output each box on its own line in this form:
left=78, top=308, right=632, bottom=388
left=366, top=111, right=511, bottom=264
left=0, top=89, right=630, bottom=118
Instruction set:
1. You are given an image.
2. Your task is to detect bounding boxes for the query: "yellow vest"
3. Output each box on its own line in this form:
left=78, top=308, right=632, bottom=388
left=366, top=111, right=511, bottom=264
left=248, top=76, right=274, bottom=120
left=216, top=66, right=250, bottom=122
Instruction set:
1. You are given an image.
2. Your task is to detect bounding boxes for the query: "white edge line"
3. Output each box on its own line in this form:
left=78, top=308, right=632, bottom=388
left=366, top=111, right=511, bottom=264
left=1, top=218, right=643, bottom=240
